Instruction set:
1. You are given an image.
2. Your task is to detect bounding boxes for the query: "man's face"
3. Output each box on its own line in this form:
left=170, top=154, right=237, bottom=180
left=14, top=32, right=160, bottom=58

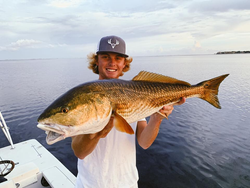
left=97, top=52, right=126, bottom=80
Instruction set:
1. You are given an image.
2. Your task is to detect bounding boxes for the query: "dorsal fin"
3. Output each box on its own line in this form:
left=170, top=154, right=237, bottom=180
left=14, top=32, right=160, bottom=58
left=132, top=71, right=191, bottom=86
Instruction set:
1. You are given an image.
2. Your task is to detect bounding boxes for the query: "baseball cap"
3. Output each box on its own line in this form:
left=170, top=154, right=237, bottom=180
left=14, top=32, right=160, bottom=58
left=96, top=35, right=128, bottom=57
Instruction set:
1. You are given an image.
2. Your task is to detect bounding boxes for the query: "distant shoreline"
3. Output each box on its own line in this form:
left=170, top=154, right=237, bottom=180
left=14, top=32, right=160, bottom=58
left=216, top=51, right=250, bottom=54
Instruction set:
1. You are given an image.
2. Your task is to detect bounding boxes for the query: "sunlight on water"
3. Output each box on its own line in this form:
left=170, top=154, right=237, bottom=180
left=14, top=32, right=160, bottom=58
left=0, top=55, right=250, bottom=187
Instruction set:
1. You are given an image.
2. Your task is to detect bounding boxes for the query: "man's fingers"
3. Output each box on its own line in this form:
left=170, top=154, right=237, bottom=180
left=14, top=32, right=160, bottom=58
left=159, top=105, right=174, bottom=119
left=174, top=97, right=186, bottom=106
left=161, top=105, right=174, bottom=111
left=157, top=97, right=186, bottom=119
left=99, top=117, right=114, bottom=138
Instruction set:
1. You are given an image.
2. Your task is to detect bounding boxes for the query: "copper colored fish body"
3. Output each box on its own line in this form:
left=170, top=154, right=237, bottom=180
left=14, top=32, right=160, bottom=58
left=37, top=71, right=229, bottom=144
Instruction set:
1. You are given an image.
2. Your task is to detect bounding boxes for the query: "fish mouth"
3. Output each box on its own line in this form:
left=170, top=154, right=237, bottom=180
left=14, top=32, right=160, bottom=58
left=37, top=123, right=66, bottom=145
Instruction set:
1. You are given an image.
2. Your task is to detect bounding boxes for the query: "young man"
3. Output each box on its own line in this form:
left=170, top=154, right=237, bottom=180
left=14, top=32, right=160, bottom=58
left=71, top=36, right=185, bottom=188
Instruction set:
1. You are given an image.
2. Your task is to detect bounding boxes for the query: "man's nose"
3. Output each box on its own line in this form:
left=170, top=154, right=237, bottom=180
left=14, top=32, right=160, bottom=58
left=108, top=57, right=115, bottom=65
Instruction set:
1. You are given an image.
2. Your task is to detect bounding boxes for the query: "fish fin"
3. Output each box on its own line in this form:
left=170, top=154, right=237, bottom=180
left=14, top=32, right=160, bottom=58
left=113, top=111, right=134, bottom=134
left=198, top=74, right=229, bottom=109
left=157, top=111, right=168, bottom=119
left=132, top=71, right=191, bottom=86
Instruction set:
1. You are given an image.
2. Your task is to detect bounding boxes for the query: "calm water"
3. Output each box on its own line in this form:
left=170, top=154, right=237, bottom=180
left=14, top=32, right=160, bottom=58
left=0, top=54, right=249, bottom=188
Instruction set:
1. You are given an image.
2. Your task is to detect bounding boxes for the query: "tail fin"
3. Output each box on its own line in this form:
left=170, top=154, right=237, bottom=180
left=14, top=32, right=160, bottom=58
left=198, top=74, right=229, bottom=109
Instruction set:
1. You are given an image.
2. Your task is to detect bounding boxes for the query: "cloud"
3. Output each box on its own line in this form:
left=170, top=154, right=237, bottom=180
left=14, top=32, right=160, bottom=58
left=82, top=0, right=176, bottom=13
left=0, top=0, right=250, bottom=59
left=188, top=0, right=250, bottom=13
left=194, top=41, right=201, bottom=48
left=48, top=0, right=83, bottom=8
left=0, top=39, right=41, bottom=51
left=0, top=39, right=66, bottom=51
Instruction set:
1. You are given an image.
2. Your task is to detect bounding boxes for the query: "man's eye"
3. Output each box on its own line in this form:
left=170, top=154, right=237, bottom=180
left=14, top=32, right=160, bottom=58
left=116, top=56, right=123, bottom=60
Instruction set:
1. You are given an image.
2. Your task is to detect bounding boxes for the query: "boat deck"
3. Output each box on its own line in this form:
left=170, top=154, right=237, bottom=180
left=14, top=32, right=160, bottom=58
left=0, top=139, right=76, bottom=188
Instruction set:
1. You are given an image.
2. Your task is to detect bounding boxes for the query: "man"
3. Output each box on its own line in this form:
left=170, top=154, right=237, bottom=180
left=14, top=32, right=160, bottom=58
left=71, top=35, right=185, bottom=188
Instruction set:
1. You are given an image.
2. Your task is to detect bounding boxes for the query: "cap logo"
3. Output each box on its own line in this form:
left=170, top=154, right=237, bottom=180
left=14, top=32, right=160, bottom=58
left=107, top=39, right=119, bottom=49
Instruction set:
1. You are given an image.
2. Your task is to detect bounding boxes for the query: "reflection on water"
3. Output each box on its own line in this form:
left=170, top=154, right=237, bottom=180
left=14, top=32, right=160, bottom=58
left=0, top=55, right=250, bottom=187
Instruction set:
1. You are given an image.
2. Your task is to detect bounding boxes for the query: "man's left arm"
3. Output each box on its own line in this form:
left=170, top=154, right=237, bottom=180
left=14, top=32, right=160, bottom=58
left=136, top=98, right=186, bottom=149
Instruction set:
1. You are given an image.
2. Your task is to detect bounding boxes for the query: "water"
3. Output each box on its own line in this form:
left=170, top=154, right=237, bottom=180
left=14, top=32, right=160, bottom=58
left=0, top=55, right=250, bottom=188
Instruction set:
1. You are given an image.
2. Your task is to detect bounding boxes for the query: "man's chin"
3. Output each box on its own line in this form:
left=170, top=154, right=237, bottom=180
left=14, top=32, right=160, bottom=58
left=105, top=72, right=120, bottom=79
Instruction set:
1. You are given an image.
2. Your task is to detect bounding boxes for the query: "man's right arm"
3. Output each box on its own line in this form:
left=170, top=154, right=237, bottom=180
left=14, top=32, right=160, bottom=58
left=71, top=117, right=114, bottom=159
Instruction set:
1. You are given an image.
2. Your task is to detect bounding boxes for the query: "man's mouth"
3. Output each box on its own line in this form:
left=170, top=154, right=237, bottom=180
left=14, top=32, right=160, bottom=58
left=106, top=68, right=117, bottom=72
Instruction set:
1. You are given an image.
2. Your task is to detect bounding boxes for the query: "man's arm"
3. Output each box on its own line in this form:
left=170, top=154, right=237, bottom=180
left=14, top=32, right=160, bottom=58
left=136, top=98, right=186, bottom=149
left=71, top=117, right=114, bottom=159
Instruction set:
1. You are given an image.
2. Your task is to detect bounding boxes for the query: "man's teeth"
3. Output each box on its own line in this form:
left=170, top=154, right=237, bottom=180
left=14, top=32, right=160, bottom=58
left=107, top=69, right=116, bottom=72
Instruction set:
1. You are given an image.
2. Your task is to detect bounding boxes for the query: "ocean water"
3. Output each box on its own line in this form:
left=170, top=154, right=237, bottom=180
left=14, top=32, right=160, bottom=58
left=0, top=54, right=249, bottom=188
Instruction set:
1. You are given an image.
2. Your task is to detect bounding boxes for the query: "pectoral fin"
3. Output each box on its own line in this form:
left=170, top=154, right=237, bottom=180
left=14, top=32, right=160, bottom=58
left=113, top=111, right=134, bottom=134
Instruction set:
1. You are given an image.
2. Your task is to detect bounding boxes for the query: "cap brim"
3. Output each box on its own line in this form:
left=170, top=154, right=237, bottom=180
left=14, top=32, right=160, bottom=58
left=97, top=51, right=129, bottom=58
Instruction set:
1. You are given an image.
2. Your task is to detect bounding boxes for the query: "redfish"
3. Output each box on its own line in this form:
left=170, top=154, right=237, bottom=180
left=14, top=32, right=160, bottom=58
left=37, top=71, right=229, bottom=145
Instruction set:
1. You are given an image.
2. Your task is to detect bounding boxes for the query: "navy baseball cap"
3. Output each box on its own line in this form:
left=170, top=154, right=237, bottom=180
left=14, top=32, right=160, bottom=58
left=96, top=35, right=129, bottom=57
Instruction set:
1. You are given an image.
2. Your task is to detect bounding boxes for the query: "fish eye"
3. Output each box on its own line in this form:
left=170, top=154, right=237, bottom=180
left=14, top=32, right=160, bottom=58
left=62, top=107, right=69, bottom=113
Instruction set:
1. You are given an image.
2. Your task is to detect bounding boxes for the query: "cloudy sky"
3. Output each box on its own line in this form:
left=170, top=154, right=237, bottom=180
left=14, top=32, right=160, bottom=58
left=0, top=0, right=250, bottom=59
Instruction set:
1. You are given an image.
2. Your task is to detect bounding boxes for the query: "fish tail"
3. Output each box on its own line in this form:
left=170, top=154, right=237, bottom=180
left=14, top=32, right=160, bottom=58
left=198, top=74, right=229, bottom=109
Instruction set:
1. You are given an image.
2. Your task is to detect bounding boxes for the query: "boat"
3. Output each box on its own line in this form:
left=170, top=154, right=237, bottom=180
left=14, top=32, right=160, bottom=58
left=0, top=111, right=76, bottom=188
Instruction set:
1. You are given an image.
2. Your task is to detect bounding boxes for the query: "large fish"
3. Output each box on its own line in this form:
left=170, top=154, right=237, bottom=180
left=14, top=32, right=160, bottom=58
left=37, top=71, right=229, bottom=145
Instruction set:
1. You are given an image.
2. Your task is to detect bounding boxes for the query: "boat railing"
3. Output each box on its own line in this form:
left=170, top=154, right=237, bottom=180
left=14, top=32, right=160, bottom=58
left=0, top=112, right=14, bottom=149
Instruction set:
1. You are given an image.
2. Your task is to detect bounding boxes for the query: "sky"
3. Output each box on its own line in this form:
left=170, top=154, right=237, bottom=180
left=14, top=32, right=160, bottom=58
left=0, top=0, right=250, bottom=59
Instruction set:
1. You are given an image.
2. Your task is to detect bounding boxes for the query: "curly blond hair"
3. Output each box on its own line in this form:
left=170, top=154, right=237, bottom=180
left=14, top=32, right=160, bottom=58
left=87, top=53, right=133, bottom=76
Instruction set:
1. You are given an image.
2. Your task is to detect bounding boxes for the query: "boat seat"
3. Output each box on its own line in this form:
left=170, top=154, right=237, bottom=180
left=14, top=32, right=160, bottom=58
left=43, top=166, right=75, bottom=187
left=0, top=162, right=39, bottom=188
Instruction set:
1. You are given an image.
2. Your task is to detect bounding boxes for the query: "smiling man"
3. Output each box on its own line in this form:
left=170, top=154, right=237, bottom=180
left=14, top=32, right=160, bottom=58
left=71, top=35, right=185, bottom=188
left=96, top=52, right=126, bottom=79
left=88, top=35, right=132, bottom=80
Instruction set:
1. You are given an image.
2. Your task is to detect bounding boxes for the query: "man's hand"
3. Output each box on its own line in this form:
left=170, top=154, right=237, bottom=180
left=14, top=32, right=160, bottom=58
left=158, top=97, right=186, bottom=119
left=88, top=117, right=114, bottom=139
